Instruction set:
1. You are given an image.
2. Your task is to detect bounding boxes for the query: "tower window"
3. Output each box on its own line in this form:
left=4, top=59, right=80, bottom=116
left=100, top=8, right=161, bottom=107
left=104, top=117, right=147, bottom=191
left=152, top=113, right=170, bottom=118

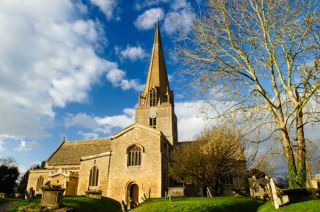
left=149, top=117, right=156, bottom=128
left=149, top=88, right=157, bottom=107
left=128, top=145, right=142, bottom=166
left=89, top=166, right=99, bottom=186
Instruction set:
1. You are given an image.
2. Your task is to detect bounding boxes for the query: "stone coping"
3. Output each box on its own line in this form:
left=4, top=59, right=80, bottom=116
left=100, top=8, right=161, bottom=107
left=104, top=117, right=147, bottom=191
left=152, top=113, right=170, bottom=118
left=80, top=151, right=112, bottom=161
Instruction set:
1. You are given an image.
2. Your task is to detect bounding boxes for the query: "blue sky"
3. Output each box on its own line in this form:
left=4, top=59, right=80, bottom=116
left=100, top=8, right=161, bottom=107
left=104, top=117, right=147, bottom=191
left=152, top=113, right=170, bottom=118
left=0, top=0, right=212, bottom=173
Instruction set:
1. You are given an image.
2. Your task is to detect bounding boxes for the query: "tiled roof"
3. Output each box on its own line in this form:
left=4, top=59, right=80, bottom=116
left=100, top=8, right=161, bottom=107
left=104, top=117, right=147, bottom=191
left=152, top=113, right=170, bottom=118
left=47, top=139, right=111, bottom=165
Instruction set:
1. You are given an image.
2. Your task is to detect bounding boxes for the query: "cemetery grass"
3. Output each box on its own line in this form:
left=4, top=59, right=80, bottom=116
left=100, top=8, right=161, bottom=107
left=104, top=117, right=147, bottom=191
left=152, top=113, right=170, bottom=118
left=0, top=198, right=10, bottom=206
left=258, top=200, right=320, bottom=212
left=7, top=196, right=121, bottom=212
left=131, top=197, right=264, bottom=212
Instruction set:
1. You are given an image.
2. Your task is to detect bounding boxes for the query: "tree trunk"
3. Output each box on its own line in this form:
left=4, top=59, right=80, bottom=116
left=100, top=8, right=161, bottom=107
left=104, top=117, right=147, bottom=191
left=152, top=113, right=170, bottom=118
left=280, top=129, right=299, bottom=188
left=296, top=108, right=307, bottom=187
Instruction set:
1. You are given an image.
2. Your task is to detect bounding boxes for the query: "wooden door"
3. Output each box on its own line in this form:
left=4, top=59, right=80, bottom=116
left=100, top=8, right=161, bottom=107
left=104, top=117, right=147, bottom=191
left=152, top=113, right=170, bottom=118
left=130, top=184, right=139, bottom=207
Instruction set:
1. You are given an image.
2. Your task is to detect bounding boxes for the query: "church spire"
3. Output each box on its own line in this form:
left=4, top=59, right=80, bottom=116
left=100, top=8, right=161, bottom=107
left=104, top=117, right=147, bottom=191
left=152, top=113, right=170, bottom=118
left=135, top=21, right=177, bottom=145
left=143, top=21, right=170, bottom=100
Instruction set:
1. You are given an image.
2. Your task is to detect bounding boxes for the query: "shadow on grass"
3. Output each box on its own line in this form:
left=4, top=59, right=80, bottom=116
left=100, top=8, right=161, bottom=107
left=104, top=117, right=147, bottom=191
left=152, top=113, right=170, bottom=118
left=8, top=196, right=121, bottom=212
left=0, top=198, right=10, bottom=206
left=63, top=196, right=121, bottom=212
left=204, top=198, right=265, bottom=212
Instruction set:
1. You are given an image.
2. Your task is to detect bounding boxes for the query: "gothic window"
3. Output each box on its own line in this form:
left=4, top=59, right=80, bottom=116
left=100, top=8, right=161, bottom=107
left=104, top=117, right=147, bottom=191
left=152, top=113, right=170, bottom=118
left=36, top=176, right=44, bottom=191
left=149, top=88, right=157, bottom=107
left=149, top=117, right=156, bottom=128
left=89, top=166, right=99, bottom=186
left=128, top=145, right=142, bottom=166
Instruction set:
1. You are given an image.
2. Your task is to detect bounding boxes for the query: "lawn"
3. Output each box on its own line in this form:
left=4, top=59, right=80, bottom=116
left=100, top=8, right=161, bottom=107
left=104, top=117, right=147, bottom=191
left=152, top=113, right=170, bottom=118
left=258, top=200, right=320, bottom=212
left=131, top=197, right=264, bottom=212
left=8, top=196, right=320, bottom=212
left=8, top=196, right=121, bottom=212
left=0, top=198, right=10, bottom=206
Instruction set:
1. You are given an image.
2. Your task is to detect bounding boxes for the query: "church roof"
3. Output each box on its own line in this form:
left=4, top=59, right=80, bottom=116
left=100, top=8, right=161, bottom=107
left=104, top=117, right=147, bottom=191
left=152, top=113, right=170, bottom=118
left=143, top=21, right=170, bottom=98
left=46, top=138, right=111, bottom=166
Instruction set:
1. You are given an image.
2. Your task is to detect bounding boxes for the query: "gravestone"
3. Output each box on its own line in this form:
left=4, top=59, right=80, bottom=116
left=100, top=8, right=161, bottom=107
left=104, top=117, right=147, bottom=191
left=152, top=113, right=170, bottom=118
left=168, top=187, right=184, bottom=197
left=41, top=187, right=65, bottom=208
left=269, top=178, right=289, bottom=209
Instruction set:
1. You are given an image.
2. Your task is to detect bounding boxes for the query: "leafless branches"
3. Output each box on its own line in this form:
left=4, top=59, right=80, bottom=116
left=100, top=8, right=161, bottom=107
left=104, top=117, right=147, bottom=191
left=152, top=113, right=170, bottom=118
left=174, top=0, right=320, bottom=187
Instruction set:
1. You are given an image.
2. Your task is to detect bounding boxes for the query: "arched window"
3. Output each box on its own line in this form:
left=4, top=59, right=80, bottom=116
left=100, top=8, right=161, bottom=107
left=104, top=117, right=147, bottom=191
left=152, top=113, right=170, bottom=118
left=36, top=176, right=44, bottom=191
left=89, top=166, right=99, bottom=186
left=128, top=145, right=142, bottom=166
left=149, top=88, right=157, bottom=107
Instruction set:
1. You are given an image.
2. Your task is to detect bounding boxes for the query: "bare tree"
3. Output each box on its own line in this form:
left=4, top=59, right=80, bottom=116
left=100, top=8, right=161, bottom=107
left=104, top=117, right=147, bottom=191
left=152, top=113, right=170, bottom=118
left=169, top=126, right=246, bottom=195
left=175, top=0, right=320, bottom=188
left=252, top=154, right=275, bottom=177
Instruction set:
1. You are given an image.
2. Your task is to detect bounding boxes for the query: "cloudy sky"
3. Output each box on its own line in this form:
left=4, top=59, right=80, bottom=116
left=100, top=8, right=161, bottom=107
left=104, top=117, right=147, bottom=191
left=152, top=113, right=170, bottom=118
left=0, top=0, right=213, bottom=172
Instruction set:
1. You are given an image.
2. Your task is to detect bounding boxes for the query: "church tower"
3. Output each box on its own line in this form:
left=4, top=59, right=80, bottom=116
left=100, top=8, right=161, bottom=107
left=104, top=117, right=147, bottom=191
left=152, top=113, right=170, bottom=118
left=135, top=21, right=178, bottom=145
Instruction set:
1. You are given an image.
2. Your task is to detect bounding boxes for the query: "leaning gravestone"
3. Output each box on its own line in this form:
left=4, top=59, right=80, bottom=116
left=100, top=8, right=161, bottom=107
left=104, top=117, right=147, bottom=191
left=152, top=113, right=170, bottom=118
left=269, top=178, right=289, bottom=209
left=41, top=187, right=65, bottom=208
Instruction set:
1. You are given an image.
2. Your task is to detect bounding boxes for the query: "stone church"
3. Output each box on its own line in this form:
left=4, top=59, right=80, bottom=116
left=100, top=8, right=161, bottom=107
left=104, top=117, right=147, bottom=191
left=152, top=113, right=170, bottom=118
left=27, top=23, right=248, bottom=205
left=27, top=22, right=177, bottom=205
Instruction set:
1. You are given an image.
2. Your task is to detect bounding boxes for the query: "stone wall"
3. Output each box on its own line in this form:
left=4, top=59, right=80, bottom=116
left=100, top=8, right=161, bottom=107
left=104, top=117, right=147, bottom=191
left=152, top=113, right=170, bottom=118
left=27, top=170, right=50, bottom=195
left=107, top=126, right=165, bottom=204
left=135, top=104, right=177, bottom=145
left=27, top=169, right=79, bottom=196
left=77, top=154, right=111, bottom=196
left=65, top=175, right=78, bottom=196
left=28, top=125, right=171, bottom=203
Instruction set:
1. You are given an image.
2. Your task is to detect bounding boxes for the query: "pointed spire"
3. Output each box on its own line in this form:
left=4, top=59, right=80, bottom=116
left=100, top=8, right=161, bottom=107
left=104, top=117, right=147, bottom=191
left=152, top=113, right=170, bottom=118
left=143, top=21, right=170, bottom=98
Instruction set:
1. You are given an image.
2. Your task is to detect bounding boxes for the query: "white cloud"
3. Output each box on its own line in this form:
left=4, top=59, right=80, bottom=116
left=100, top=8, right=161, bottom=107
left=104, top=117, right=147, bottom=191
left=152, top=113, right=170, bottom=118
left=133, top=0, right=169, bottom=10
left=77, top=131, right=100, bottom=140
left=90, top=0, right=117, bottom=19
left=106, top=68, right=145, bottom=91
left=64, top=108, right=135, bottom=136
left=134, top=8, right=164, bottom=30
left=134, top=1, right=195, bottom=34
left=171, top=0, right=188, bottom=10
left=163, top=4, right=195, bottom=34
left=175, top=101, right=215, bottom=141
left=14, top=140, right=40, bottom=152
left=118, top=45, right=147, bottom=61
left=0, top=0, right=141, bottom=139
left=64, top=113, right=99, bottom=129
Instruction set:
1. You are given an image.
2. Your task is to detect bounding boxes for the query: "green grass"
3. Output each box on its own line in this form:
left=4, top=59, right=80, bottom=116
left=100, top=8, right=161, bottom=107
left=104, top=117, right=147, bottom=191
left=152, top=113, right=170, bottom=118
left=63, top=196, right=121, bottom=212
left=131, top=197, right=264, bottom=212
left=8, top=197, right=41, bottom=212
left=8, top=196, right=121, bottom=212
left=258, top=200, right=320, bottom=212
left=8, top=196, right=319, bottom=212
left=0, top=198, right=10, bottom=206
